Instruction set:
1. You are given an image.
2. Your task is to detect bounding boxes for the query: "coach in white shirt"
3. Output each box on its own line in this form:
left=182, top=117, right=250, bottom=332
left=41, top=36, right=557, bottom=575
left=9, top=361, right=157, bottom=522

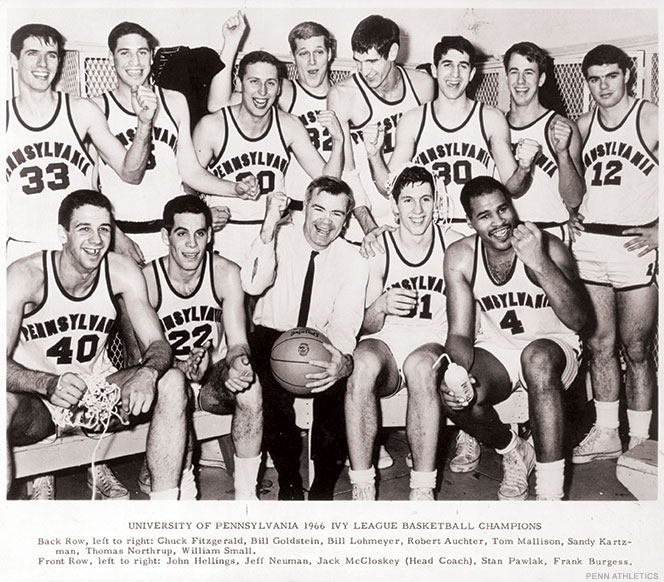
left=242, top=176, right=368, bottom=500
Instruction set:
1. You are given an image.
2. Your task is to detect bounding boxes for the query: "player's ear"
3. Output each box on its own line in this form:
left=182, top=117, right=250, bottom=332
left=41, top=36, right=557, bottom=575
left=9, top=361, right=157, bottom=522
left=465, top=215, right=475, bottom=232
left=161, top=227, right=170, bottom=246
left=206, top=227, right=212, bottom=245
left=233, top=75, right=242, bottom=93
left=57, top=224, right=68, bottom=244
left=624, top=67, right=631, bottom=86
left=469, top=66, right=476, bottom=83
left=538, top=71, right=547, bottom=88
left=10, top=53, right=18, bottom=70
left=388, top=42, right=399, bottom=63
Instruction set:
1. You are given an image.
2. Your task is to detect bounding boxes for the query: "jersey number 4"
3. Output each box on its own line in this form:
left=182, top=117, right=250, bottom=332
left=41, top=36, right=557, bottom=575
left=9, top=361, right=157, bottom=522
left=19, top=162, right=70, bottom=195
left=499, top=309, right=525, bottom=335
left=46, top=334, right=100, bottom=365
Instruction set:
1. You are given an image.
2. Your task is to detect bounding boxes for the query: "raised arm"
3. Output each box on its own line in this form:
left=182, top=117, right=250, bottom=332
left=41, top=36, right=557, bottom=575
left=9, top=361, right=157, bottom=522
left=78, top=88, right=157, bottom=184
left=549, top=115, right=585, bottom=209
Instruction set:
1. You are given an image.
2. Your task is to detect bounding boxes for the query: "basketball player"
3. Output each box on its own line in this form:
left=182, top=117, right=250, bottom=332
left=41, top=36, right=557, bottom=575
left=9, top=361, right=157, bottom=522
left=138, top=195, right=262, bottom=499
left=94, top=21, right=256, bottom=264
left=346, top=165, right=461, bottom=501
left=241, top=176, right=369, bottom=500
left=571, top=45, right=658, bottom=463
left=363, top=36, right=540, bottom=236
left=6, top=24, right=157, bottom=265
left=193, top=50, right=344, bottom=265
left=327, top=15, right=435, bottom=237
left=504, top=42, right=585, bottom=239
left=6, top=190, right=187, bottom=501
left=443, top=177, right=586, bottom=501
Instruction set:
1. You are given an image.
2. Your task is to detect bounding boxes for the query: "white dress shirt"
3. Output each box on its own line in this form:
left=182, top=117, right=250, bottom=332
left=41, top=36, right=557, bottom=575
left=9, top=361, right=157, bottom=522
left=241, top=222, right=369, bottom=355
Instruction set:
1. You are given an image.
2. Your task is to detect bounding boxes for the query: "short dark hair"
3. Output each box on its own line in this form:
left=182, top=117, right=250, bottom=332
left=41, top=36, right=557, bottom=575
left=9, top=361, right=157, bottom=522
left=459, top=176, right=509, bottom=217
left=582, top=44, right=636, bottom=95
left=58, top=190, right=113, bottom=230
left=288, top=21, right=335, bottom=54
left=351, top=15, right=400, bottom=59
left=503, top=41, right=548, bottom=76
left=390, top=165, right=435, bottom=203
left=10, top=23, right=65, bottom=60
left=238, top=50, right=283, bottom=81
left=162, top=195, right=212, bottom=233
left=107, top=21, right=158, bottom=53
left=433, top=36, right=476, bottom=68
left=305, top=176, right=355, bottom=214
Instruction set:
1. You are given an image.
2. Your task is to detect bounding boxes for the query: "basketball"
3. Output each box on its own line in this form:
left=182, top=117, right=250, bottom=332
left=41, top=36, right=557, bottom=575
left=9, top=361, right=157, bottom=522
left=270, top=327, right=332, bottom=395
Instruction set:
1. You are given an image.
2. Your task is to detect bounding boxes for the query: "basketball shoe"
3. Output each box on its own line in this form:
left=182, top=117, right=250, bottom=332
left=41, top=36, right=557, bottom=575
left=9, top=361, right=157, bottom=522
left=87, top=463, right=130, bottom=500
left=30, top=474, right=55, bottom=500
left=571, top=425, right=622, bottom=464
left=409, top=487, right=434, bottom=501
left=449, top=430, right=481, bottom=473
left=351, top=482, right=376, bottom=501
left=498, top=437, right=535, bottom=501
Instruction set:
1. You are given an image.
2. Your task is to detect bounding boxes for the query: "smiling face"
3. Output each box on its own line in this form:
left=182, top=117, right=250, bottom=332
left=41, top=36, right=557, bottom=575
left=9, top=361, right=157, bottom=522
left=163, top=212, right=210, bottom=272
left=292, top=35, right=331, bottom=90
left=353, top=46, right=396, bottom=89
left=303, top=189, right=350, bottom=251
left=436, top=49, right=475, bottom=100
left=394, top=181, right=435, bottom=237
left=59, top=205, right=113, bottom=271
left=467, top=190, right=518, bottom=251
left=506, top=53, right=545, bottom=107
left=112, top=33, right=152, bottom=88
left=585, top=63, right=629, bottom=109
left=12, top=36, right=60, bottom=92
left=239, top=62, right=281, bottom=116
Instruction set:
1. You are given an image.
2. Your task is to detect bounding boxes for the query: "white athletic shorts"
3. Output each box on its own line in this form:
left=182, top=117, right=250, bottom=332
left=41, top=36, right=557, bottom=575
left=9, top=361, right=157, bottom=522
left=475, top=335, right=582, bottom=391
left=573, top=231, right=657, bottom=290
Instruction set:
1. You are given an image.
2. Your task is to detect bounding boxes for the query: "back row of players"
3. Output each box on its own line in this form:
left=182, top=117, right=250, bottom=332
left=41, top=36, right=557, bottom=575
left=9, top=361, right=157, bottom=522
left=6, top=13, right=657, bottom=501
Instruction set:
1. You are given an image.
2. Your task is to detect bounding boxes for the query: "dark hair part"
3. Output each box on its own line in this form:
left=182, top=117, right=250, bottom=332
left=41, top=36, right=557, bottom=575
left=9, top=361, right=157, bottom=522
left=58, top=190, right=113, bottom=230
left=351, top=15, right=400, bottom=59
left=391, top=165, right=435, bottom=203
left=238, top=50, right=283, bottom=81
left=162, top=195, right=212, bottom=232
left=433, top=36, right=476, bottom=68
left=11, top=23, right=65, bottom=59
left=288, top=21, right=335, bottom=54
left=503, top=41, right=547, bottom=75
left=107, top=21, right=158, bottom=53
left=305, top=175, right=355, bottom=214
left=582, top=44, right=636, bottom=96
left=459, top=176, right=509, bottom=217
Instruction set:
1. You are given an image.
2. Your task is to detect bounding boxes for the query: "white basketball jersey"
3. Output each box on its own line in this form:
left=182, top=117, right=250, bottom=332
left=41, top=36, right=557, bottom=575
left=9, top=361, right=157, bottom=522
left=509, top=110, right=569, bottom=225
left=98, top=87, right=184, bottom=222
left=151, top=252, right=226, bottom=363
left=284, top=80, right=329, bottom=201
left=580, top=99, right=658, bottom=226
left=472, top=236, right=578, bottom=350
left=412, top=101, right=495, bottom=225
left=6, top=93, right=94, bottom=246
left=349, top=67, right=422, bottom=225
left=13, top=251, right=116, bottom=376
left=206, top=106, right=291, bottom=222
left=368, top=224, right=448, bottom=340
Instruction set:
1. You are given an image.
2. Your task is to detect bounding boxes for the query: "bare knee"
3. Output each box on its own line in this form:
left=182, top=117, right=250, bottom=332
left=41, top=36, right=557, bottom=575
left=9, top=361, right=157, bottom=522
left=347, top=351, right=383, bottom=397
left=157, top=368, right=188, bottom=409
left=403, top=350, right=437, bottom=395
left=521, top=340, right=564, bottom=389
left=622, top=336, right=653, bottom=367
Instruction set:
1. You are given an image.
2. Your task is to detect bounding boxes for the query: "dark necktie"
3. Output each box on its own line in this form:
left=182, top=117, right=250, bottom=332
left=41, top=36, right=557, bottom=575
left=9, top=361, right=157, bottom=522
left=297, top=250, right=319, bottom=327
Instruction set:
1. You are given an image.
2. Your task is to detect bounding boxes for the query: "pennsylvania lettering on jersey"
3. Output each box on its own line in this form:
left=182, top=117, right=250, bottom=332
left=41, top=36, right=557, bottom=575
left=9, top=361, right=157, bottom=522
left=511, top=142, right=557, bottom=178
left=390, top=274, right=445, bottom=295
left=583, top=141, right=656, bottom=177
left=210, top=151, right=289, bottom=179
left=350, top=112, right=403, bottom=153
left=20, top=313, right=115, bottom=342
left=414, top=142, right=492, bottom=169
left=160, top=305, right=223, bottom=331
left=6, top=141, right=91, bottom=181
left=479, top=291, right=550, bottom=312
left=113, top=126, right=178, bottom=170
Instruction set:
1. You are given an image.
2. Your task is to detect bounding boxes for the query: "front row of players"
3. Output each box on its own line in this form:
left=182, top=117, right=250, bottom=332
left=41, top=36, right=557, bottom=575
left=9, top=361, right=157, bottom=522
left=7, top=164, right=588, bottom=502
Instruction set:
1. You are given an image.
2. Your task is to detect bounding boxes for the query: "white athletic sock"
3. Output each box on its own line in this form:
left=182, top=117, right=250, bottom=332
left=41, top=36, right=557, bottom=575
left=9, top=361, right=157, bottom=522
left=535, top=459, right=565, bottom=500
left=495, top=430, right=518, bottom=455
left=627, top=409, right=652, bottom=439
left=348, top=467, right=375, bottom=486
left=179, top=465, right=198, bottom=501
left=149, top=486, right=179, bottom=500
left=594, top=400, right=620, bottom=429
left=234, top=454, right=261, bottom=499
left=410, top=469, right=437, bottom=490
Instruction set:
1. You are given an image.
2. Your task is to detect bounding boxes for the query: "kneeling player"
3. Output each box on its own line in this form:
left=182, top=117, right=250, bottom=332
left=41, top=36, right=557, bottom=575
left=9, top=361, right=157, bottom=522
left=6, top=190, right=186, bottom=500
left=141, top=195, right=262, bottom=500
left=346, top=165, right=461, bottom=501
left=442, top=177, right=587, bottom=501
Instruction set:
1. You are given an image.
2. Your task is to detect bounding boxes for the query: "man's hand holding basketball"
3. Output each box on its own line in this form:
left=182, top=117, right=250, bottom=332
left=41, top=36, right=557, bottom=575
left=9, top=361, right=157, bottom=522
left=306, top=343, right=352, bottom=393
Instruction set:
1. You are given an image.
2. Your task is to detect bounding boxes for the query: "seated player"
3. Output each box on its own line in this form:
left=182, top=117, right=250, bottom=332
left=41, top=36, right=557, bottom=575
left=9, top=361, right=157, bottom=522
left=346, top=165, right=461, bottom=501
left=442, top=177, right=587, bottom=501
left=139, top=195, right=262, bottom=500
left=6, top=190, right=186, bottom=500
